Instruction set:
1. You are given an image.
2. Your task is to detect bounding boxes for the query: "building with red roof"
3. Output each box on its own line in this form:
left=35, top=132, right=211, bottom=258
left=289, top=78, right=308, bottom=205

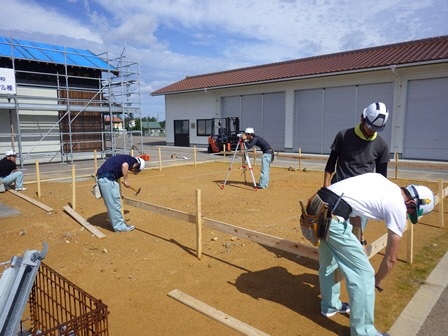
left=153, top=35, right=448, bottom=161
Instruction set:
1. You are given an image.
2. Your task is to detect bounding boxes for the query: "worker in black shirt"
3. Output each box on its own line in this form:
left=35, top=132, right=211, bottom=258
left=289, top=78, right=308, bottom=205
left=241, top=127, right=273, bottom=189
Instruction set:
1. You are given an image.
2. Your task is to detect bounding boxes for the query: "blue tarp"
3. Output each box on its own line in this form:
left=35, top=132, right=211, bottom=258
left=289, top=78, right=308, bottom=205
left=0, top=36, right=115, bottom=71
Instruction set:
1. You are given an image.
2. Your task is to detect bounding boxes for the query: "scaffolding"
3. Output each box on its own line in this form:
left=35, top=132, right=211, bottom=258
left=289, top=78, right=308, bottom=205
left=0, top=38, right=143, bottom=166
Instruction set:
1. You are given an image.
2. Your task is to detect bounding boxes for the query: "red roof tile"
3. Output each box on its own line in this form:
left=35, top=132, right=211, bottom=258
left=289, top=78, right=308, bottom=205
left=152, top=35, right=448, bottom=95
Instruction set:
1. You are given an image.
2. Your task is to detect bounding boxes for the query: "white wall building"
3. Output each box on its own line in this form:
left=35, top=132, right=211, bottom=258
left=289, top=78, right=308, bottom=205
left=153, top=35, right=448, bottom=161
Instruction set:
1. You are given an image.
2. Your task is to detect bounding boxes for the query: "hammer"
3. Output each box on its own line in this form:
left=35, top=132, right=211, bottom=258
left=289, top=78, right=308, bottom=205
left=128, top=185, right=141, bottom=196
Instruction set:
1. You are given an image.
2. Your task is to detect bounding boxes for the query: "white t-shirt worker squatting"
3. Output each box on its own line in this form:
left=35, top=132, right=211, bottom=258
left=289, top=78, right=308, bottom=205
left=326, top=173, right=407, bottom=237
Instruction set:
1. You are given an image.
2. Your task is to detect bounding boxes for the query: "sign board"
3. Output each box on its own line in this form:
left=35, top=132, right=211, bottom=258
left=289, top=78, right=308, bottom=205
left=0, top=68, right=16, bottom=94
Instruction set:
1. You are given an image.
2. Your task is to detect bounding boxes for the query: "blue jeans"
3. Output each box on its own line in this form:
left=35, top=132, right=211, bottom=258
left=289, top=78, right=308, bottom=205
left=319, top=219, right=378, bottom=336
left=2, top=171, right=25, bottom=189
left=97, top=177, right=128, bottom=231
left=258, top=153, right=272, bottom=188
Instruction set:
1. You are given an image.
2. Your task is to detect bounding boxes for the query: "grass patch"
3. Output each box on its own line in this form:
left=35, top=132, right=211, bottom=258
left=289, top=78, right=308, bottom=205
left=375, top=226, right=448, bottom=330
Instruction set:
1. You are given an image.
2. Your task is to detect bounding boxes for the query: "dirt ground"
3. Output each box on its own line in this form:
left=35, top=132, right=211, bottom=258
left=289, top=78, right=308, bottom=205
left=0, top=161, right=447, bottom=336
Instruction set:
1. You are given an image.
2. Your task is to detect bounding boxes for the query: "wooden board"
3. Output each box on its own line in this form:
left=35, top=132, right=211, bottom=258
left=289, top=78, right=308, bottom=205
left=124, top=197, right=319, bottom=260
left=8, top=189, right=53, bottom=213
left=124, top=198, right=195, bottom=223
left=202, top=217, right=319, bottom=261
left=168, top=289, right=270, bottom=336
left=63, top=205, right=106, bottom=239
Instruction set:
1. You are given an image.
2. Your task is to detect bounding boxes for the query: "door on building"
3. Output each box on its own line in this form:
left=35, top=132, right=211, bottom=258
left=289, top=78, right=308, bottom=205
left=174, top=119, right=190, bottom=147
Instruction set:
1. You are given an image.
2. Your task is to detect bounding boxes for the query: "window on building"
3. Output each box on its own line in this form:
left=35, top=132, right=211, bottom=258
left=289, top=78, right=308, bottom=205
left=197, top=119, right=213, bottom=136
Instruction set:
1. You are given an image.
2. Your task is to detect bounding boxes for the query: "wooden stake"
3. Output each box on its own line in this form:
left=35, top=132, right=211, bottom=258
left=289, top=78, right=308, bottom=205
left=196, top=189, right=202, bottom=260
left=119, top=178, right=125, bottom=217
left=94, top=149, right=98, bottom=174
left=71, top=164, right=76, bottom=210
left=439, top=179, right=444, bottom=227
left=407, top=221, right=414, bottom=264
left=298, top=148, right=302, bottom=170
left=36, top=160, right=41, bottom=198
left=394, top=153, right=398, bottom=179
left=194, top=146, right=197, bottom=166
left=158, top=147, right=162, bottom=171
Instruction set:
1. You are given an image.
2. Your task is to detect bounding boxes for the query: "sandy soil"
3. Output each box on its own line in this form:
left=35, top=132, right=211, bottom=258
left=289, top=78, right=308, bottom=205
left=0, top=161, right=447, bottom=336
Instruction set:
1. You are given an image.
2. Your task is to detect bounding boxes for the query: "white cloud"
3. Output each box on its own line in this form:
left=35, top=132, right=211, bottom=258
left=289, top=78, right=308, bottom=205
left=1, top=0, right=447, bottom=119
left=1, top=0, right=102, bottom=44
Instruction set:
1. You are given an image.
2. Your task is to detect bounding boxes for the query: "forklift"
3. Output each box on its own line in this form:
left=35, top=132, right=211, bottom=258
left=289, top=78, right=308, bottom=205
left=207, top=117, right=240, bottom=153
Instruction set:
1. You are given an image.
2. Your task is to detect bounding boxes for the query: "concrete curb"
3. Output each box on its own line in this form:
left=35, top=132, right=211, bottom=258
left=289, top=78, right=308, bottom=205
left=388, top=251, right=448, bottom=335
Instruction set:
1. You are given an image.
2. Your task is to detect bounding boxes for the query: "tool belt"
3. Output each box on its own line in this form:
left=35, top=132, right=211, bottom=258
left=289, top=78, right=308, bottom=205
left=316, top=188, right=352, bottom=221
left=299, top=188, right=352, bottom=246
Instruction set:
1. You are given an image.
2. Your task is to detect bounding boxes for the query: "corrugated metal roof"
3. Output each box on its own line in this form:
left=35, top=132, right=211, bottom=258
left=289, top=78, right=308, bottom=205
left=152, top=35, right=448, bottom=95
left=0, top=36, right=115, bottom=71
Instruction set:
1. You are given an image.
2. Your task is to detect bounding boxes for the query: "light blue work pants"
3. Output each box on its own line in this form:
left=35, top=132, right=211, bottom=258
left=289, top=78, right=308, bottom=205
left=2, top=171, right=25, bottom=189
left=318, top=218, right=378, bottom=336
left=97, top=177, right=127, bottom=231
left=258, top=153, right=272, bottom=188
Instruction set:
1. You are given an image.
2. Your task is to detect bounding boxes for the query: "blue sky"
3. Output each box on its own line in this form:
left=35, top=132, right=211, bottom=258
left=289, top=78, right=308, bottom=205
left=1, top=0, right=447, bottom=120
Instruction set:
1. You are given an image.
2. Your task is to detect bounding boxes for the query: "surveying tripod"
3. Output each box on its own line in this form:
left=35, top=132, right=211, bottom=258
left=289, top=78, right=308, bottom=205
left=220, top=138, right=258, bottom=190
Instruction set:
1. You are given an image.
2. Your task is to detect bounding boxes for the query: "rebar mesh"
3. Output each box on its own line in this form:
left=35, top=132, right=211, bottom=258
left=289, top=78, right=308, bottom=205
left=27, top=262, right=109, bottom=336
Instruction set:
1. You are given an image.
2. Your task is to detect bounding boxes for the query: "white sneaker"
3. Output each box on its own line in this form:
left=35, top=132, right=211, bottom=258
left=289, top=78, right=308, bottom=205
left=116, top=225, right=135, bottom=232
left=321, top=302, right=350, bottom=317
left=15, top=187, right=27, bottom=191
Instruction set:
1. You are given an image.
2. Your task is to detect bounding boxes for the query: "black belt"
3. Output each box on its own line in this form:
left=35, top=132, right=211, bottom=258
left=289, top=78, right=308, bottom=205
left=97, top=172, right=116, bottom=180
left=265, top=149, right=273, bottom=154
left=317, top=187, right=352, bottom=220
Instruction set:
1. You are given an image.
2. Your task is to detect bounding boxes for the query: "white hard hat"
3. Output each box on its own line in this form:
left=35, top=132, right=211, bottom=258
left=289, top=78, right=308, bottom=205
left=405, top=184, right=435, bottom=224
left=135, top=157, right=146, bottom=171
left=244, top=127, right=254, bottom=134
left=363, top=102, right=389, bottom=132
left=5, top=149, right=16, bottom=156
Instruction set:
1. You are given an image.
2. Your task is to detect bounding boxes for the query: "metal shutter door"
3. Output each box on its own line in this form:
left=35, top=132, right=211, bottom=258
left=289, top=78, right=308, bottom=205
left=294, top=88, right=324, bottom=153
left=404, top=77, right=448, bottom=160
left=262, top=92, right=285, bottom=151
left=322, top=86, right=357, bottom=153
left=221, top=96, right=241, bottom=119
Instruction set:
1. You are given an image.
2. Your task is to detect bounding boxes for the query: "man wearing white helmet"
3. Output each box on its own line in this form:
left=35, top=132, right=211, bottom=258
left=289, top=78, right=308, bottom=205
left=303, top=172, right=435, bottom=336
left=96, top=154, right=146, bottom=232
left=241, top=127, right=273, bottom=189
left=0, top=149, right=27, bottom=191
left=324, top=102, right=390, bottom=187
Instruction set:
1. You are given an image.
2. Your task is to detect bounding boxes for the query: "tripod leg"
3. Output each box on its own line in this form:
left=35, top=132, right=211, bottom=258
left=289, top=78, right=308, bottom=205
left=244, top=152, right=258, bottom=189
left=221, top=140, right=241, bottom=189
left=241, top=142, right=257, bottom=189
left=241, top=146, right=248, bottom=184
